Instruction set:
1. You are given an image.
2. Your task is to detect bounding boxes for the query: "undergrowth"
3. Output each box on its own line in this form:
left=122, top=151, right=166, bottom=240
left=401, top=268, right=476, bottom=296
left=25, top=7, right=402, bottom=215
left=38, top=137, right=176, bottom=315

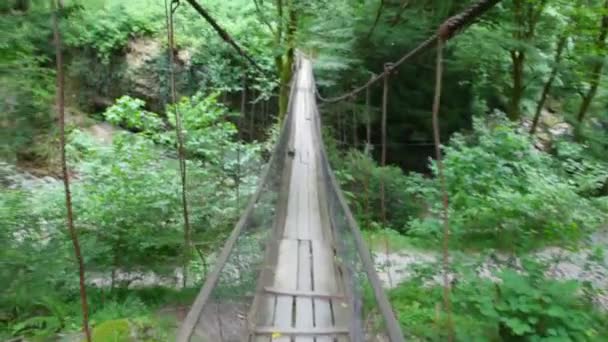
left=388, top=261, right=608, bottom=341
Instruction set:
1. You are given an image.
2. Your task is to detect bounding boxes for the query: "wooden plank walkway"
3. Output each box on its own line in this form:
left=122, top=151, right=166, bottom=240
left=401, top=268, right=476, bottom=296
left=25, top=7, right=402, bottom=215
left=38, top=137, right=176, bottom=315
left=250, top=59, right=351, bottom=342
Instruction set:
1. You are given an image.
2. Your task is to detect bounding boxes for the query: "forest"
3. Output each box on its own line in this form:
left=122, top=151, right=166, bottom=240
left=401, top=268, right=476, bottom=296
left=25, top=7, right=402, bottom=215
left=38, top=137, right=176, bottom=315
left=1, top=0, right=607, bottom=341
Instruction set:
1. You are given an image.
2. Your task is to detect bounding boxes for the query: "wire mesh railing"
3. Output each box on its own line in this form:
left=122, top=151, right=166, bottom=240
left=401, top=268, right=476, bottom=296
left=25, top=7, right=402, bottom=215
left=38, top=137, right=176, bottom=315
left=177, top=69, right=297, bottom=342
left=311, top=74, right=405, bottom=342
left=178, top=58, right=404, bottom=341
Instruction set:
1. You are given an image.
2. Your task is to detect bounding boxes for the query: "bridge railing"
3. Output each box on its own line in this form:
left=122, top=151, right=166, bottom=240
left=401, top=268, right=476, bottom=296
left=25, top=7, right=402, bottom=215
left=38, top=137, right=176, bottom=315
left=312, top=75, right=406, bottom=342
left=177, top=70, right=298, bottom=342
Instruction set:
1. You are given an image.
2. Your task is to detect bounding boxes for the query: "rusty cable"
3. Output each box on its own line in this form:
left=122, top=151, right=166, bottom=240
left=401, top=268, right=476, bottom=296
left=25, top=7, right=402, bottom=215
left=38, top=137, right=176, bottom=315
left=166, top=0, right=192, bottom=288
left=316, top=0, right=502, bottom=103
left=433, top=36, right=454, bottom=342
left=51, top=0, right=92, bottom=340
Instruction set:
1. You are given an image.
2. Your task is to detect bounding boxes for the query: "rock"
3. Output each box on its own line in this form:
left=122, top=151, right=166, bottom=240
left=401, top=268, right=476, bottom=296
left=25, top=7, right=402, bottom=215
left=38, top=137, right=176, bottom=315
left=85, top=122, right=116, bottom=144
left=527, top=109, right=574, bottom=151
left=125, top=38, right=162, bottom=104
left=0, top=161, right=58, bottom=189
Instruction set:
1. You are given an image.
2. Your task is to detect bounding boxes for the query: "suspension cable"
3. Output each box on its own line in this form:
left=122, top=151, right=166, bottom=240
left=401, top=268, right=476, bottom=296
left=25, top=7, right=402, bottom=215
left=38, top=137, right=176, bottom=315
left=165, top=0, right=192, bottom=288
left=316, top=0, right=502, bottom=103
left=380, top=63, right=393, bottom=288
left=237, top=75, right=247, bottom=210
left=51, top=1, right=91, bottom=340
left=433, top=35, right=454, bottom=342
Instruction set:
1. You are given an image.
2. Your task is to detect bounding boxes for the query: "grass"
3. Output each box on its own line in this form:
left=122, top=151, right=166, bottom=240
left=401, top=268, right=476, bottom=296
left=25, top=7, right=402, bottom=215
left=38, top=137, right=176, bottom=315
left=362, top=228, right=437, bottom=253
left=2, top=286, right=198, bottom=340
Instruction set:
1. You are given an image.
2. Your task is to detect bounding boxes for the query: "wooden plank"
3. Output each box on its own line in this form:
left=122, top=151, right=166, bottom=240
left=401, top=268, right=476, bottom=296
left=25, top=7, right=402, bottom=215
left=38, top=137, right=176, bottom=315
left=273, top=239, right=299, bottom=342
left=295, top=166, right=310, bottom=240
left=308, top=159, right=324, bottom=241
left=283, top=164, right=300, bottom=239
left=312, top=240, right=337, bottom=342
left=254, top=294, right=276, bottom=326
left=295, top=240, right=314, bottom=342
left=332, top=263, right=352, bottom=342
left=264, top=287, right=344, bottom=300
left=255, top=326, right=349, bottom=335
left=253, top=336, right=271, bottom=342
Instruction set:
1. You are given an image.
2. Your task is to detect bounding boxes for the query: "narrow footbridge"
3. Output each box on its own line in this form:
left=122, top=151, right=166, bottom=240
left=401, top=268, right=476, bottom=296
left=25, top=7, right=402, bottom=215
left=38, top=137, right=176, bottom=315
left=177, top=57, right=404, bottom=342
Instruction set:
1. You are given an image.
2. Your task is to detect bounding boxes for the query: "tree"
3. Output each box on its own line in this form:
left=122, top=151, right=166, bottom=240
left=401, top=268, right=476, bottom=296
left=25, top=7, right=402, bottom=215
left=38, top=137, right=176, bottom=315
left=576, top=0, right=608, bottom=123
left=274, top=0, right=298, bottom=119
left=51, top=1, right=91, bottom=340
left=508, top=0, right=548, bottom=121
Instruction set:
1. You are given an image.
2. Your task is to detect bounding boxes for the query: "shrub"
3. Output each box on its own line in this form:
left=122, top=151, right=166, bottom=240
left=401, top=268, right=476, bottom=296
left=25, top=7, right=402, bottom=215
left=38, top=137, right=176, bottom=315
left=390, top=261, right=608, bottom=341
left=406, top=117, right=606, bottom=250
left=64, top=4, right=157, bottom=64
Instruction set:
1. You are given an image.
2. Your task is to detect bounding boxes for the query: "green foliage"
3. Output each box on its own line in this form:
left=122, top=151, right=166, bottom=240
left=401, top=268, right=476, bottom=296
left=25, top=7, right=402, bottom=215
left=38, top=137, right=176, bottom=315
left=332, top=149, right=422, bottom=232
left=406, top=116, right=606, bottom=250
left=1, top=89, right=262, bottom=337
left=68, top=130, right=183, bottom=275
left=64, top=3, right=157, bottom=64
left=391, top=261, right=608, bottom=341
left=0, top=3, right=54, bottom=161
left=104, top=96, right=164, bottom=133
left=91, top=319, right=130, bottom=342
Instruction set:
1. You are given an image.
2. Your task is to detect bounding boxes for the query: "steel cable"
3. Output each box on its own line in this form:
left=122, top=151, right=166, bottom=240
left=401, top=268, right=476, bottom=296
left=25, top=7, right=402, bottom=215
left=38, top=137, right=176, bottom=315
left=316, top=0, right=502, bottom=103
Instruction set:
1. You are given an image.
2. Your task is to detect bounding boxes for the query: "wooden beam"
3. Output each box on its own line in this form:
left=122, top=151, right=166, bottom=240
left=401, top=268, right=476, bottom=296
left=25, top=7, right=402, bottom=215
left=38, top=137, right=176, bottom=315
left=263, top=286, right=344, bottom=299
left=253, top=326, right=349, bottom=335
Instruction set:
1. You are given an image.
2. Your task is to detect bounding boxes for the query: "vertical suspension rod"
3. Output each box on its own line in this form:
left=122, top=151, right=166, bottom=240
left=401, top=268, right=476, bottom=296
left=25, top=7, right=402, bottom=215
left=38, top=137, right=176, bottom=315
left=166, top=0, right=192, bottom=288
left=51, top=1, right=92, bottom=340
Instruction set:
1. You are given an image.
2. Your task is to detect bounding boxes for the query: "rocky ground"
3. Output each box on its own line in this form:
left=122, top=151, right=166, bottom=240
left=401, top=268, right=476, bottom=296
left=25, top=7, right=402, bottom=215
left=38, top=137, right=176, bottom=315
left=373, top=229, right=608, bottom=310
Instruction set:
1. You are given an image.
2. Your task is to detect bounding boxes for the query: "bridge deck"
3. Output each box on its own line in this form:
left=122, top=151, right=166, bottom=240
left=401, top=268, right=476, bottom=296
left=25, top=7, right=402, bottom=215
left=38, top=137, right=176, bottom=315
left=251, top=60, right=351, bottom=342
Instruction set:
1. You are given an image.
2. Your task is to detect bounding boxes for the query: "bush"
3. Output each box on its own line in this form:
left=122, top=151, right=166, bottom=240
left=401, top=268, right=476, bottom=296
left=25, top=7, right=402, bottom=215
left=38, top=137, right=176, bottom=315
left=330, top=149, right=423, bottom=232
left=406, top=117, right=607, bottom=250
left=390, top=261, right=608, bottom=341
left=64, top=4, right=157, bottom=64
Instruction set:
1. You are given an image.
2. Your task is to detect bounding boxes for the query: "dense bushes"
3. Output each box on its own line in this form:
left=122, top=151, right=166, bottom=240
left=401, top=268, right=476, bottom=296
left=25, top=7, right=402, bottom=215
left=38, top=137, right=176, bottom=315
left=405, top=117, right=607, bottom=250
left=63, top=3, right=158, bottom=64
left=331, top=116, right=607, bottom=249
left=391, top=260, right=608, bottom=341
left=0, top=92, right=262, bottom=338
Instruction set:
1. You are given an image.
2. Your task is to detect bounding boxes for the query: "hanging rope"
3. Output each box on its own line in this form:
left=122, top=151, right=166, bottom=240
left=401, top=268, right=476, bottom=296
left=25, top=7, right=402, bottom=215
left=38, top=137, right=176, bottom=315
left=315, top=0, right=502, bottom=104
left=237, top=75, right=247, bottom=210
left=380, top=63, right=393, bottom=288
left=51, top=1, right=91, bottom=340
left=364, top=81, right=372, bottom=227
left=165, top=0, right=192, bottom=288
left=365, top=77, right=372, bottom=151
left=433, top=32, right=454, bottom=341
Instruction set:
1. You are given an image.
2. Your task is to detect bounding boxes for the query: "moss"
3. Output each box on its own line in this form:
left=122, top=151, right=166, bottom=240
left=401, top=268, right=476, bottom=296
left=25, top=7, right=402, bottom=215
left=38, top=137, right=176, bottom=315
left=90, top=319, right=131, bottom=342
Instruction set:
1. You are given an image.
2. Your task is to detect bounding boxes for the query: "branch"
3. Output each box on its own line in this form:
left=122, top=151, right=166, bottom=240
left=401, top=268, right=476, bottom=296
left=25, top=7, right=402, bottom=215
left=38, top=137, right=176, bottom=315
left=390, top=0, right=411, bottom=27
left=366, top=0, right=385, bottom=40
left=254, top=0, right=277, bottom=36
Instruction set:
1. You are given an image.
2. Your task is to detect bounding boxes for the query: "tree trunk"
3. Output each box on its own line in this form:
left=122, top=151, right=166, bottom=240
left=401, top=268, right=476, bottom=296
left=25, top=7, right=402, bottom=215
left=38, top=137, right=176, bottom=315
left=509, top=51, right=525, bottom=121
left=530, top=34, right=567, bottom=134
left=577, top=0, right=608, bottom=123
left=366, top=0, right=385, bottom=40
left=276, top=0, right=297, bottom=120
left=52, top=1, right=92, bottom=340
left=508, top=0, right=547, bottom=122
left=250, top=90, right=256, bottom=140
left=380, top=69, right=389, bottom=224
left=352, top=110, right=359, bottom=148
left=237, top=77, right=246, bottom=208
left=366, top=83, right=372, bottom=149
left=167, top=1, right=192, bottom=289
left=14, top=0, right=30, bottom=11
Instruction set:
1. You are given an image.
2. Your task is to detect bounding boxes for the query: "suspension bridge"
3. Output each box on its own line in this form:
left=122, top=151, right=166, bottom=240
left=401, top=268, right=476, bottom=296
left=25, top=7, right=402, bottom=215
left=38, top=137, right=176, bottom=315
left=177, top=56, right=403, bottom=342
left=173, top=1, right=502, bottom=341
